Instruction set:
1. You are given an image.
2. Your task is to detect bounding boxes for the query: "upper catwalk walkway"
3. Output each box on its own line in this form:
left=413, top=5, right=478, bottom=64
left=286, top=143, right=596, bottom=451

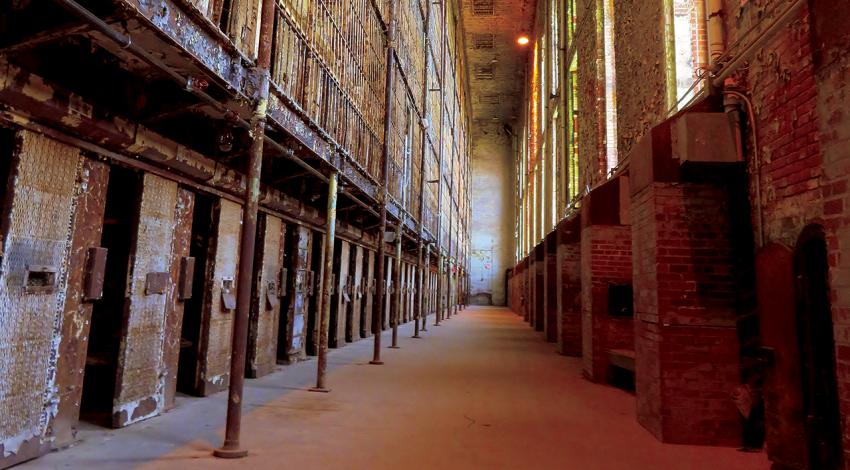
left=22, top=307, right=769, bottom=469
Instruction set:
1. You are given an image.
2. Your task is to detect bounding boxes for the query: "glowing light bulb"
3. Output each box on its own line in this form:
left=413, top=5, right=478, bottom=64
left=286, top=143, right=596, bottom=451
left=517, top=35, right=530, bottom=46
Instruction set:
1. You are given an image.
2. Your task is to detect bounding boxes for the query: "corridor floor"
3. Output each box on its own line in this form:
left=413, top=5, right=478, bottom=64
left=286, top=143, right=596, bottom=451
left=24, top=307, right=770, bottom=470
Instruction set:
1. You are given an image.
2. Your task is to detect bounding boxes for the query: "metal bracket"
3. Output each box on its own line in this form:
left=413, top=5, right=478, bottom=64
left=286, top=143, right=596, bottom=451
left=266, top=281, right=279, bottom=309
left=178, top=256, right=195, bottom=300
left=145, top=272, right=170, bottom=296
left=221, top=277, right=236, bottom=310
left=83, top=247, right=108, bottom=301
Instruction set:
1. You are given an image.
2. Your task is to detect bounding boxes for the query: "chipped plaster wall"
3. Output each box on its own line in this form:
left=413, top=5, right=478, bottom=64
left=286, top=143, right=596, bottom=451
left=113, top=173, right=179, bottom=427
left=470, top=123, right=514, bottom=306
left=0, top=132, right=81, bottom=460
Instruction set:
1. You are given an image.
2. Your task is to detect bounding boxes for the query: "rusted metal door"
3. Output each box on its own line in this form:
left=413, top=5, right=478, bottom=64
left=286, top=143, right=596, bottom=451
left=284, top=225, right=312, bottom=362
left=246, top=213, right=284, bottom=378
left=348, top=245, right=364, bottom=342
left=53, top=158, right=110, bottom=447
left=195, top=198, right=242, bottom=396
left=362, top=249, right=375, bottom=337
left=112, top=173, right=181, bottom=427
left=329, top=239, right=350, bottom=348
left=793, top=228, right=842, bottom=470
left=162, top=188, right=195, bottom=409
left=307, top=231, right=323, bottom=356
left=383, top=255, right=392, bottom=330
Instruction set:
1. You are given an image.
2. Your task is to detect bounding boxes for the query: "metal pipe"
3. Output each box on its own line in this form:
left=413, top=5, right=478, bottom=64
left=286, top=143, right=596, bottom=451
left=723, top=90, right=764, bottom=248
left=212, top=1, right=274, bottom=460
left=371, top=0, right=399, bottom=365
left=310, top=171, right=338, bottom=392
left=390, top=218, right=402, bottom=348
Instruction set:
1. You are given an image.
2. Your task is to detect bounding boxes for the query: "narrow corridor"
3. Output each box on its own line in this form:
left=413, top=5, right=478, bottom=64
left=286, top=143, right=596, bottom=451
left=24, top=308, right=768, bottom=470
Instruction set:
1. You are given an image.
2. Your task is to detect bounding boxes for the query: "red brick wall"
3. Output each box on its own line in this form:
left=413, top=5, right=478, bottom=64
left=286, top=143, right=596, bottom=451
left=632, top=182, right=741, bottom=446
left=545, top=242, right=558, bottom=343
left=558, top=239, right=582, bottom=356
left=810, top=0, right=850, bottom=463
left=580, top=224, right=633, bottom=381
left=534, top=251, right=545, bottom=331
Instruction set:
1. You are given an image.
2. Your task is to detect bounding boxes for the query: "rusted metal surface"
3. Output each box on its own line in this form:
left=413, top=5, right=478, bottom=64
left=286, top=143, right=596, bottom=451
left=329, top=239, right=350, bottom=348
left=371, top=0, right=400, bottom=364
left=178, top=256, right=196, bottom=301
left=123, top=0, right=253, bottom=96
left=314, top=171, right=338, bottom=391
left=0, top=61, right=382, bottom=252
left=51, top=158, right=109, bottom=452
left=283, top=225, right=313, bottom=362
left=0, top=131, right=81, bottom=466
left=162, top=188, right=195, bottom=410
left=420, top=243, right=430, bottom=331
left=113, top=173, right=179, bottom=428
left=348, top=245, right=365, bottom=342
left=391, top=220, right=403, bottom=348
left=246, top=214, right=284, bottom=378
left=362, top=249, right=376, bottom=338
left=196, top=198, right=242, bottom=396
left=215, top=22, right=271, bottom=449
left=83, top=247, right=108, bottom=301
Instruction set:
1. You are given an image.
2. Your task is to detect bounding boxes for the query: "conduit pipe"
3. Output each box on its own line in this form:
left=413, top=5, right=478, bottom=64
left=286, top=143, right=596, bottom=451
left=724, top=90, right=764, bottom=248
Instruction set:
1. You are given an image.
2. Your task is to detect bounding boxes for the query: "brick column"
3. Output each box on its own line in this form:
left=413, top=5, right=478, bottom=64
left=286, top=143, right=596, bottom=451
left=632, top=182, right=742, bottom=446
left=544, top=233, right=558, bottom=343
left=534, top=246, right=545, bottom=331
left=626, top=110, right=750, bottom=446
left=580, top=176, right=634, bottom=382
left=557, top=217, right=582, bottom=356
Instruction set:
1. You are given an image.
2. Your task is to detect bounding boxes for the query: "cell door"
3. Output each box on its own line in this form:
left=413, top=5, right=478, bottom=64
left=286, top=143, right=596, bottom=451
left=794, top=225, right=843, bottom=470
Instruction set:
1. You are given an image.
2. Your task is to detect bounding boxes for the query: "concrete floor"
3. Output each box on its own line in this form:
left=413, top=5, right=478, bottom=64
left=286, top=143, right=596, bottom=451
left=23, top=307, right=770, bottom=470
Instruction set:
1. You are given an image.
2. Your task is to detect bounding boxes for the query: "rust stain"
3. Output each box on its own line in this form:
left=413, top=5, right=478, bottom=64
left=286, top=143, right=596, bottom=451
left=51, top=157, right=110, bottom=448
left=162, top=188, right=195, bottom=409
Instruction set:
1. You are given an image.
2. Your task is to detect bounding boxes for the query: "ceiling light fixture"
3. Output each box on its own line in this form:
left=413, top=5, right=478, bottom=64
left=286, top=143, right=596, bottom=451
left=517, top=35, right=530, bottom=46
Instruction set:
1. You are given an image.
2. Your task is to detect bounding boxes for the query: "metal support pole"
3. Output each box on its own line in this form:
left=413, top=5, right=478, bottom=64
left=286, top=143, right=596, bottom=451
left=390, top=219, right=402, bottom=348
left=311, top=171, right=338, bottom=392
left=213, top=0, right=274, bottom=458
left=372, top=0, right=398, bottom=365
left=435, top=251, right=443, bottom=325
left=421, top=243, right=430, bottom=331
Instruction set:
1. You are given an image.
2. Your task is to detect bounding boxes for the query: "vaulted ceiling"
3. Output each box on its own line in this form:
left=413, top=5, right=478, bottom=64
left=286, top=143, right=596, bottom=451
left=461, top=0, right=535, bottom=130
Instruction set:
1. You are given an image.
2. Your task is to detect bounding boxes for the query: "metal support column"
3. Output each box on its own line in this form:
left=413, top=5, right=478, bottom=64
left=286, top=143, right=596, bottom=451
left=390, top=218, right=402, bottom=348
left=421, top=243, right=430, bottom=331
left=213, top=0, right=275, bottom=458
left=311, top=171, right=338, bottom=392
left=372, top=0, right=399, bottom=365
